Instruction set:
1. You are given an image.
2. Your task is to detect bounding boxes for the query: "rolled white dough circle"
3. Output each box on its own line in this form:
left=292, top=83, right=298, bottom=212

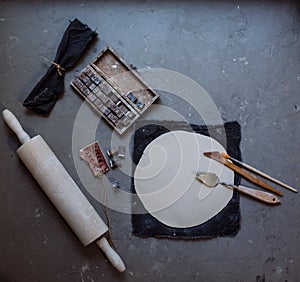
left=134, top=130, right=234, bottom=228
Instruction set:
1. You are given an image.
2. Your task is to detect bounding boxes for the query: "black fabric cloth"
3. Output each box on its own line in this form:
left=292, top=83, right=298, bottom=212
left=23, top=18, right=97, bottom=114
left=131, top=121, right=242, bottom=239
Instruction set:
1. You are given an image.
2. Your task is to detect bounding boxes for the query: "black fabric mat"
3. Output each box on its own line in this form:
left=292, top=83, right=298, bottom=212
left=131, top=121, right=242, bottom=239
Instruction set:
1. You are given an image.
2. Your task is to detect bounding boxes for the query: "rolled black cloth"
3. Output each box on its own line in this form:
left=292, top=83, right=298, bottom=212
left=23, top=18, right=97, bottom=114
left=131, top=121, right=242, bottom=239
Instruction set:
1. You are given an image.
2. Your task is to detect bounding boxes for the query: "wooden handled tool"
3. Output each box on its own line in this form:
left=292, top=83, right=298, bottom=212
left=195, top=172, right=280, bottom=204
left=233, top=184, right=280, bottom=204
left=203, top=151, right=283, bottom=197
left=221, top=152, right=298, bottom=193
left=2, top=109, right=126, bottom=272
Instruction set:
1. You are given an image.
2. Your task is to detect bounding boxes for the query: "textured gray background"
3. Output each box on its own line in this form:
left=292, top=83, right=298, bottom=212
left=0, top=1, right=299, bottom=281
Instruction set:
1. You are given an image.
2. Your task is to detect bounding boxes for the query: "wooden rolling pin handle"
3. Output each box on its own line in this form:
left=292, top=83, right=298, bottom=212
left=235, top=185, right=280, bottom=204
left=96, top=237, right=126, bottom=272
left=2, top=109, right=31, bottom=144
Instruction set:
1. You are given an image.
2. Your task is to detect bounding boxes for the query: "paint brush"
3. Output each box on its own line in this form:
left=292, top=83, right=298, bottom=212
left=221, top=152, right=298, bottom=193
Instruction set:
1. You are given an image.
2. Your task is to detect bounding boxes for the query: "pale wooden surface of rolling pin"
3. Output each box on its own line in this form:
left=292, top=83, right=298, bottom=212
left=2, top=109, right=126, bottom=272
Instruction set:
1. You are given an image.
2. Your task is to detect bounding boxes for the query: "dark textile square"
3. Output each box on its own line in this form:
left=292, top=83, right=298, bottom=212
left=23, top=18, right=97, bottom=114
left=131, top=121, right=242, bottom=239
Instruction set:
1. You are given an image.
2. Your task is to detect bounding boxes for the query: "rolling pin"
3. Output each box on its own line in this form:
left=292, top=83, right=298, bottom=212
left=2, top=109, right=126, bottom=272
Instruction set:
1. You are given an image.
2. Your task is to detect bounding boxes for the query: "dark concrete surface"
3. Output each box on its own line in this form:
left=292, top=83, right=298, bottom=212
left=1, top=1, right=299, bottom=281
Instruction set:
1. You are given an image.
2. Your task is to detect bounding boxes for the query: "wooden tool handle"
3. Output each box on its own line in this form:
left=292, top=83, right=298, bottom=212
left=223, top=159, right=283, bottom=197
left=222, top=152, right=298, bottom=193
left=96, top=237, right=126, bottom=272
left=2, top=109, right=31, bottom=144
left=204, top=152, right=283, bottom=197
left=233, top=185, right=280, bottom=204
left=240, top=162, right=297, bottom=193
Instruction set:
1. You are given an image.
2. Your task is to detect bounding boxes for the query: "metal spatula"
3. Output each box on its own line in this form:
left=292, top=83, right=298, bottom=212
left=195, top=172, right=280, bottom=205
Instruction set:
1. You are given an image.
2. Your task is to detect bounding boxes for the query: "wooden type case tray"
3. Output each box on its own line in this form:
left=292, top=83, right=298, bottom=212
left=70, top=46, right=159, bottom=134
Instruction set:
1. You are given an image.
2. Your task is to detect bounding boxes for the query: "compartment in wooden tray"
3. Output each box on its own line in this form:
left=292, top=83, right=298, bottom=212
left=92, top=46, right=158, bottom=113
left=70, top=46, right=159, bottom=135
